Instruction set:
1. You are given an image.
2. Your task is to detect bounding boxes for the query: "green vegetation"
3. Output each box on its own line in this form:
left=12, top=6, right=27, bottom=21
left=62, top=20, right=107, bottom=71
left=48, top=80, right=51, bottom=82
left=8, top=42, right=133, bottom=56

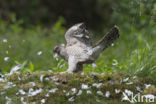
left=0, top=0, right=155, bottom=103
left=0, top=72, right=155, bottom=104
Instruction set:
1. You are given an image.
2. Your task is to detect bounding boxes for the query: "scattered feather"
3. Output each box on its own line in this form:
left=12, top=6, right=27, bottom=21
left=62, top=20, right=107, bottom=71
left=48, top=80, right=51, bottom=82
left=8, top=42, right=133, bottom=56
left=97, top=91, right=103, bottom=96
left=45, top=93, right=49, bottom=97
left=49, top=88, right=58, bottom=93
left=40, top=75, right=44, bottom=82
left=68, top=96, right=74, bottom=102
left=92, top=83, right=102, bottom=88
left=5, top=96, right=12, bottom=104
left=41, top=99, right=45, bottom=104
left=9, top=64, right=22, bottom=75
left=28, top=88, right=42, bottom=96
left=81, top=84, right=89, bottom=89
left=126, top=82, right=133, bottom=85
left=29, top=82, right=36, bottom=86
left=144, top=84, right=151, bottom=89
left=122, top=77, right=129, bottom=82
left=21, top=97, right=27, bottom=104
left=4, top=57, right=9, bottom=61
left=124, top=89, right=133, bottom=96
left=136, top=86, right=142, bottom=92
left=76, top=90, right=82, bottom=96
left=66, top=92, right=70, bottom=96
left=115, top=89, right=120, bottom=94
left=105, top=91, right=110, bottom=98
left=87, top=90, right=92, bottom=94
left=19, top=89, right=26, bottom=95
left=3, top=82, right=16, bottom=89
left=71, top=88, right=77, bottom=94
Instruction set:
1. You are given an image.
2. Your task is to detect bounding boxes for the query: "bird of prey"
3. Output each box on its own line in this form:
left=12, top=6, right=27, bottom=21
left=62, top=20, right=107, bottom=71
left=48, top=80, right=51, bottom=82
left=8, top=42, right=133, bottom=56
left=53, top=23, right=119, bottom=73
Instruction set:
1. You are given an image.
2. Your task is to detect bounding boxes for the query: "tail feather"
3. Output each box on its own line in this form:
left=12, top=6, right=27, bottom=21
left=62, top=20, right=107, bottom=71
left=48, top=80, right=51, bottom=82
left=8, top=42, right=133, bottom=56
left=94, top=25, right=119, bottom=50
left=90, top=26, right=119, bottom=60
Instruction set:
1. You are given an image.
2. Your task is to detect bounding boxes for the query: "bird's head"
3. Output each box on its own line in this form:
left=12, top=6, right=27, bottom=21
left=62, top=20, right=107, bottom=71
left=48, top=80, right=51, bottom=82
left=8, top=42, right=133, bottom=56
left=65, top=23, right=90, bottom=43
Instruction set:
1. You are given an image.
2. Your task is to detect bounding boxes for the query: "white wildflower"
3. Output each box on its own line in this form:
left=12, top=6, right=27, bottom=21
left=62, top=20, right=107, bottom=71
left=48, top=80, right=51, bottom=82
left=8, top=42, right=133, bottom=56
left=92, top=83, right=102, bottom=88
left=105, top=91, right=110, bottom=98
left=97, top=91, right=103, bottom=96
left=37, top=51, right=42, bottom=55
left=87, top=90, right=92, bottom=94
left=59, top=64, right=64, bottom=68
left=76, top=90, right=82, bottom=96
left=54, top=53, right=59, bottom=61
left=3, top=38, right=7, bottom=43
left=144, top=84, right=151, bottom=89
left=41, top=99, right=45, bottom=104
left=68, top=96, right=74, bottom=102
left=115, top=89, right=120, bottom=94
left=4, top=57, right=9, bottom=61
left=81, top=72, right=84, bottom=75
left=92, top=63, right=97, bottom=68
left=111, top=43, right=114, bottom=46
left=49, top=88, right=58, bottom=93
left=19, top=89, right=26, bottom=95
left=40, top=75, right=44, bottom=82
left=81, top=84, right=89, bottom=89
left=112, top=62, right=118, bottom=66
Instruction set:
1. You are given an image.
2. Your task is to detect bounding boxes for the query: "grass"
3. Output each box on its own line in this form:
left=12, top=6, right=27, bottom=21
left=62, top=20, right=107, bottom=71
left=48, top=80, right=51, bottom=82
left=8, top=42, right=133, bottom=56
left=0, top=15, right=156, bottom=103
left=0, top=72, right=155, bottom=104
left=0, top=18, right=155, bottom=77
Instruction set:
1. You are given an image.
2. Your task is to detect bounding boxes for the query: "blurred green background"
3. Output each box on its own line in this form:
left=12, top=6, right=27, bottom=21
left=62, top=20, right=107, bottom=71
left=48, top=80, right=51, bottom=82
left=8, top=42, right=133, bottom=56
left=0, top=0, right=155, bottom=77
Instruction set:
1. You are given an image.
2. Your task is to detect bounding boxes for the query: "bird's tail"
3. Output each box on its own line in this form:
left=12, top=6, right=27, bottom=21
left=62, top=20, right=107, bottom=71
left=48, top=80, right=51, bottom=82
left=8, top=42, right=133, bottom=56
left=90, top=26, right=120, bottom=59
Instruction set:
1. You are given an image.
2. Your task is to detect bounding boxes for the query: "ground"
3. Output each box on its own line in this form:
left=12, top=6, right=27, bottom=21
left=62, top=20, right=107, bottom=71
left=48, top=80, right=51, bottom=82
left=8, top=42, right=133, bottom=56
left=0, top=71, right=155, bottom=104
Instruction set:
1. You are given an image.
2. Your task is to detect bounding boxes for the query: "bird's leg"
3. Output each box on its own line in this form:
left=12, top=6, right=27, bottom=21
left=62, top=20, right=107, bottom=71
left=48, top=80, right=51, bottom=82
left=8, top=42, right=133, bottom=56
left=74, top=63, right=83, bottom=72
left=66, top=56, right=78, bottom=73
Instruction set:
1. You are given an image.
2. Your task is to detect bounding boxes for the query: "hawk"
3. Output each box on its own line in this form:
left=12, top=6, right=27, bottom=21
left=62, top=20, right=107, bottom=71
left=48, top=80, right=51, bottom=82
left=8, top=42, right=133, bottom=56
left=53, top=23, right=119, bottom=73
